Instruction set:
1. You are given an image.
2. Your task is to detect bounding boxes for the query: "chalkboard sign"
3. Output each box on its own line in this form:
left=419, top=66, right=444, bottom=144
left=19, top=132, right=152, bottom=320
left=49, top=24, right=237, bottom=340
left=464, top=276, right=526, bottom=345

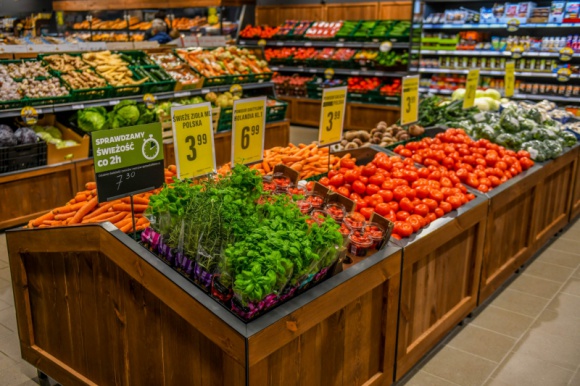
left=92, top=123, right=165, bottom=203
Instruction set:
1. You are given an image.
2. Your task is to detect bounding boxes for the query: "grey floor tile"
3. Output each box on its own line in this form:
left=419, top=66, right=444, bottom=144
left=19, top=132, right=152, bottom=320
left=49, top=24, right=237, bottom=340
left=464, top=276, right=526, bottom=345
left=0, top=233, right=6, bottom=247
left=0, top=322, right=23, bottom=362
left=483, top=378, right=513, bottom=386
left=513, top=330, right=580, bottom=371
left=509, top=273, right=562, bottom=299
left=561, top=277, right=580, bottom=297
left=491, top=288, right=550, bottom=318
left=471, top=306, right=535, bottom=339
left=421, top=346, right=497, bottom=386
left=491, top=351, right=574, bottom=386
left=13, top=381, right=38, bottom=386
left=547, top=292, right=580, bottom=319
left=0, top=306, right=18, bottom=333
left=549, top=237, right=580, bottom=255
left=447, top=325, right=516, bottom=363
left=531, top=308, right=580, bottom=339
left=0, top=352, right=30, bottom=386
left=0, top=267, right=12, bottom=283
left=574, top=267, right=580, bottom=280
left=536, top=248, right=580, bottom=269
left=403, top=370, right=462, bottom=386
left=0, top=285, right=15, bottom=306
left=523, top=260, right=574, bottom=283
left=569, top=370, right=580, bottom=386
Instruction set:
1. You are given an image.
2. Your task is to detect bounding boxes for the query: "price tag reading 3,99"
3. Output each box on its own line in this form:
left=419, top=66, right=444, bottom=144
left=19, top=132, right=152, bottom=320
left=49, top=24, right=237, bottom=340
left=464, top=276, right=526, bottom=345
left=463, top=69, right=480, bottom=110
left=171, top=102, right=216, bottom=179
left=231, top=97, right=266, bottom=166
left=401, top=75, right=419, bottom=126
left=504, top=61, right=515, bottom=98
left=319, top=86, right=347, bottom=146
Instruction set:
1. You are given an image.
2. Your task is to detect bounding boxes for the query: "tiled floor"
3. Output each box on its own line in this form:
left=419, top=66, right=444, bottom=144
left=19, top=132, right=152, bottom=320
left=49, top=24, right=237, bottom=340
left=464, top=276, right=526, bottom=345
left=402, top=219, right=580, bottom=386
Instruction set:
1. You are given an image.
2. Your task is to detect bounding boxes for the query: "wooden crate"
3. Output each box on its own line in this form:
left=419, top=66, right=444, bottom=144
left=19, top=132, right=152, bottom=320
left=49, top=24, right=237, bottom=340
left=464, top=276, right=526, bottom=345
left=346, top=102, right=401, bottom=131
left=532, top=145, right=579, bottom=250
left=570, top=147, right=580, bottom=221
left=74, top=158, right=96, bottom=192
left=395, top=195, right=488, bottom=380
left=7, top=224, right=402, bottom=386
left=478, top=164, right=543, bottom=303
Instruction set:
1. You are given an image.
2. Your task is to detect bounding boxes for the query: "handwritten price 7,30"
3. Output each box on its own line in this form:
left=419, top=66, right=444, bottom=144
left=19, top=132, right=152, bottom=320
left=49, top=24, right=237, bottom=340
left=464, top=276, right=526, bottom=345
left=116, top=171, right=136, bottom=191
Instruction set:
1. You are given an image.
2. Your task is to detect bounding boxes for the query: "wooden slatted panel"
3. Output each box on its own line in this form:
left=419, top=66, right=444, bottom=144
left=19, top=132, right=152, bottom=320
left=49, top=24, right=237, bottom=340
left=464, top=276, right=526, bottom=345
left=396, top=200, right=487, bottom=380
left=52, top=0, right=237, bottom=11
left=533, top=148, right=578, bottom=249
left=326, top=2, right=379, bottom=21
left=379, top=1, right=413, bottom=20
left=346, top=102, right=401, bottom=130
left=255, top=6, right=281, bottom=26
left=74, top=159, right=96, bottom=192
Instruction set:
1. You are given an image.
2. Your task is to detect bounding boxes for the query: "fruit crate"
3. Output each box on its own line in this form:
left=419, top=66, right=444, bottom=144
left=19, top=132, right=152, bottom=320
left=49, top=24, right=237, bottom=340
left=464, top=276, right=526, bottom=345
left=266, top=99, right=288, bottom=122
left=0, top=139, right=47, bottom=174
left=368, top=90, right=401, bottom=105
left=131, top=66, right=177, bottom=94
left=39, top=53, right=87, bottom=75
left=369, top=21, right=397, bottom=40
left=335, top=21, right=362, bottom=40
left=117, top=50, right=158, bottom=67
left=26, top=94, right=71, bottom=106
left=0, top=98, right=24, bottom=110
left=60, top=71, right=111, bottom=102
left=351, top=21, right=379, bottom=42
left=249, top=71, right=274, bottom=83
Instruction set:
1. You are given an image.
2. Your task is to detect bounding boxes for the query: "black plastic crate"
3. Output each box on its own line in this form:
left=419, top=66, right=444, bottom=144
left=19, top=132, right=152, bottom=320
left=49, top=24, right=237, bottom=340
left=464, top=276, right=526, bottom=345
left=0, top=140, right=47, bottom=174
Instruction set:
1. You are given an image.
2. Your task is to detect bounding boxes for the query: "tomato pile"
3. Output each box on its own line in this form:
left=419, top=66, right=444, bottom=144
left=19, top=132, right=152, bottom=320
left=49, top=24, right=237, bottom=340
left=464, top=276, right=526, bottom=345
left=307, top=152, right=476, bottom=240
left=393, top=129, right=535, bottom=193
left=239, top=25, right=280, bottom=39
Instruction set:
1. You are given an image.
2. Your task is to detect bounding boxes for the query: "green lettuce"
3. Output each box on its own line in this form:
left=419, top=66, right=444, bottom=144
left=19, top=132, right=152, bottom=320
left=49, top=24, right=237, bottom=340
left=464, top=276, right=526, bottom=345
left=77, top=107, right=108, bottom=132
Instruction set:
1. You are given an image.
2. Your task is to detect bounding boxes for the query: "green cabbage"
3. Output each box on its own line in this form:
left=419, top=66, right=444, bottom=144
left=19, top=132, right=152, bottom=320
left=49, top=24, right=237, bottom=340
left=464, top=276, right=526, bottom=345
left=78, top=107, right=109, bottom=132
left=109, top=100, right=141, bottom=129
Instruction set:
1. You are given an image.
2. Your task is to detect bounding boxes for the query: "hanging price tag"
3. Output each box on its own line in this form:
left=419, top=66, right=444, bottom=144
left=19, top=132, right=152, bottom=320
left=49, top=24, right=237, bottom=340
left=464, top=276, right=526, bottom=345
left=143, top=93, right=156, bottom=109
left=557, top=67, right=572, bottom=82
left=318, top=86, right=347, bottom=146
left=504, top=61, right=515, bottom=97
left=559, top=47, right=574, bottom=62
left=507, top=18, right=520, bottom=32
left=20, top=106, right=38, bottom=125
left=231, top=97, right=266, bottom=166
left=171, top=103, right=216, bottom=179
left=92, top=123, right=165, bottom=203
left=401, top=75, right=419, bottom=126
left=463, top=69, right=480, bottom=109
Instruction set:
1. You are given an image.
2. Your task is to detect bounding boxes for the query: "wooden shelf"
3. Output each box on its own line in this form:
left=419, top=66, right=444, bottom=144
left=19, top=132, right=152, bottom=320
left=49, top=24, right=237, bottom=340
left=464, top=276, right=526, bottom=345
left=52, top=0, right=254, bottom=11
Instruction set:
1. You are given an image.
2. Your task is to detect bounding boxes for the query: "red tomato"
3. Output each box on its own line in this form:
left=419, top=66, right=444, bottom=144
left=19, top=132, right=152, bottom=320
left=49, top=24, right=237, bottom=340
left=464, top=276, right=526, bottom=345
left=446, top=195, right=463, bottom=209
left=369, top=174, right=385, bottom=186
left=352, top=180, right=366, bottom=195
left=478, top=184, right=490, bottom=193
left=393, top=186, right=407, bottom=201
left=337, top=187, right=350, bottom=197
left=340, top=158, right=356, bottom=169
left=396, top=211, right=411, bottom=221
left=426, top=212, right=437, bottom=223
left=413, top=203, right=430, bottom=217
left=439, top=201, right=452, bottom=213
left=319, top=177, right=330, bottom=186
left=407, top=216, right=422, bottom=232
left=393, top=221, right=413, bottom=237
left=306, top=181, right=315, bottom=191
left=344, top=169, right=360, bottom=184
left=430, top=190, right=444, bottom=202
left=359, top=175, right=369, bottom=184
left=361, top=163, right=377, bottom=177
left=360, top=207, right=375, bottom=220
left=406, top=188, right=417, bottom=200
left=371, top=194, right=384, bottom=205
left=408, top=214, right=426, bottom=228
left=329, top=174, right=345, bottom=187
left=377, top=189, right=393, bottom=202
left=364, top=196, right=379, bottom=208
left=350, top=192, right=362, bottom=201
left=422, top=198, right=438, bottom=211
left=434, top=207, right=444, bottom=218
left=387, top=201, right=399, bottom=212
left=375, top=203, right=392, bottom=216
left=415, top=185, right=430, bottom=199
left=355, top=200, right=367, bottom=212
left=366, top=184, right=380, bottom=196
left=381, top=180, right=395, bottom=190
left=328, top=170, right=339, bottom=179
left=400, top=197, right=415, bottom=213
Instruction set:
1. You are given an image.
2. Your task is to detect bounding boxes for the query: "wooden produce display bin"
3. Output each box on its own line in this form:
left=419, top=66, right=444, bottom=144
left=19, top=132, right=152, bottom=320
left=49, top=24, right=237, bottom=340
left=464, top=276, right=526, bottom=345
left=570, top=146, right=580, bottom=221
left=36, top=115, right=90, bottom=165
left=478, top=163, right=544, bottom=303
left=395, top=193, right=489, bottom=380
left=531, top=144, right=580, bottom=250
left=6, top=225, right=403, bottom=386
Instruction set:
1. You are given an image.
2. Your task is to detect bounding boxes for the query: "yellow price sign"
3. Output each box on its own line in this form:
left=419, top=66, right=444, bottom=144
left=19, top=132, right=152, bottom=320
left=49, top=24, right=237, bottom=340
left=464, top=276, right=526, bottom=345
left=504, top=61, right=515, bottom=98
left=171, top=103, right=216, bottom=179
left=401, top=75, right=419, bottom=126
left=463, top=69, right=480, bottom=109
left=232, top=97, right=266, bottom=166
left=319, top=86, right=347, bottom=146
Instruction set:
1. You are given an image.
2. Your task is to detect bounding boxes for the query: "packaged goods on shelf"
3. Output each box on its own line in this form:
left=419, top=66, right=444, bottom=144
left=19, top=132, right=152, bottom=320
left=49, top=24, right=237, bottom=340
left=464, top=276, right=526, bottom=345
left=271, top=74, right=313, bottom=97
left=305, top=21, right=343, bottom=39
left=518, top=82, right=580, bottom=96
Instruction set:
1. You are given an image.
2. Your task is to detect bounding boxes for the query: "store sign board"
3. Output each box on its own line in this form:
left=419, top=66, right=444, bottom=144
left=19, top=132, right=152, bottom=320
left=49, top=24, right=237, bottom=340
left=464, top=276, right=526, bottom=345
left=92, top=123, right=165, bottom=202
left=231, top=97, right=266, bottom=166
left=318, top=86, right=347, bottom=146
left=463, top=69, right=480, bottom=109
left=171, top=103, right=216, bottom=179
left=401, top=75, right=420, bottom=126
left=504, top=61, right=515, bottom=97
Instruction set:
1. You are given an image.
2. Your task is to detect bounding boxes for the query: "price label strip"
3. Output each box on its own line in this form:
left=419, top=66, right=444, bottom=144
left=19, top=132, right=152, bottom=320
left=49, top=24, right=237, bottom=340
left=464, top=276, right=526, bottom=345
left=171, top=102, right=216, bottom=179
left=92, top=122, right=165, bottom=203
left=318, top=86, right=347, bottom=146
left=463, top=69, right=480, bottom=109
left=231, top=97, right=267, bottom=167
left=504, top=61, right=515, bottom=97
left=401, top=75, right=420, bottom=126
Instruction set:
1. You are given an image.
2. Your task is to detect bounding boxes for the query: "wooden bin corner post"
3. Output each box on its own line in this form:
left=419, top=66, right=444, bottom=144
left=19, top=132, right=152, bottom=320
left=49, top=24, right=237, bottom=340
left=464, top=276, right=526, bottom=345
left=532, top=145, right=580, bottom=250
left=395, top=196, right=488, bottom=380
left=6, top=225, right=247, bottom=386
left=248, top=248, right=403, bottom=386
left=478, top=164, right=543, bottom=303
left=570, top=146, right=580, bottom=222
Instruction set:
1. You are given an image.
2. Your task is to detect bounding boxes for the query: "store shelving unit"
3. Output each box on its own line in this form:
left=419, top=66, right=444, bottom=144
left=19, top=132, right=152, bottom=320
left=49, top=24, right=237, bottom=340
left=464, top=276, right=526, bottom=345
left=413, top=0, right=580, bottom=102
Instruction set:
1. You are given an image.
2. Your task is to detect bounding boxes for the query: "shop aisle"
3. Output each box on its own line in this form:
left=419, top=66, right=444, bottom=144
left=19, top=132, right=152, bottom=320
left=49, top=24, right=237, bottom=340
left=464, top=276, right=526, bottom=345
left=401, top=219, right=580, bottom=386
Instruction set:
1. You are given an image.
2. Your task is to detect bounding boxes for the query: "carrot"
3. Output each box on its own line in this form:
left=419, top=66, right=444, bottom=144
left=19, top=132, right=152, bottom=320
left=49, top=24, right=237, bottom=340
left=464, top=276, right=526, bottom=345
left=136, top=217, right=148, bottom=226
left=282, top=156, right=301, bottom=163
left=69, top=196, right=98, bottom=225
left=85, top=182, right=97, bottom=190
left=82, top=211, right=119, bottom=223
left=112, top=217, right=132, bottom=227
left=53, top=205, right=73, bottom=214
left=290, top=162, right=303, bottom=171
left=120, top=221, right=135, bottom=233
left=54, top=212, right=76, bottom=221
left=262, top=160, right=271, bottom=173
left=75, top=194, right=87, bottom=203
left=168, top=165, right=177, bottom=174
left=43, top=220, right=63, bottom=226
left=112, top=204, right=149, bottom=212
left=89, top=211, right=126, bottom=225
left=32, top=211, right=54, bottom=227
left=121, top=196, right=149, bottom=205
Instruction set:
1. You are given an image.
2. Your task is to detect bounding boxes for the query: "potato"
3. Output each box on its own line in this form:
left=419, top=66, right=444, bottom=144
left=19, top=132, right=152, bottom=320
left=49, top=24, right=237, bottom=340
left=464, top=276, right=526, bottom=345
left=344, top=131, right=358, bottom=141
left=345, top=142, right=359, bottom=149
left=357, top=131, right=370, bottom=142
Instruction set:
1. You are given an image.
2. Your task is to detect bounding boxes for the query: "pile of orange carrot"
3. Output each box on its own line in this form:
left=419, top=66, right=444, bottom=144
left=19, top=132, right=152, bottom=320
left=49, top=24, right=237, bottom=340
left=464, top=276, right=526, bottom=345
left=27, top=166, right=177, bottom=233
left=217, top=143, right=352, bottom=180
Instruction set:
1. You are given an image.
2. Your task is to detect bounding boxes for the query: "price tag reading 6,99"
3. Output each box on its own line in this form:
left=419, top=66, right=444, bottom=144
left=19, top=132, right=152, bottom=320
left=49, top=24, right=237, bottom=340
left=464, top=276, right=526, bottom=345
left=401, top=75, right=419, bottom=126
left=319, top=86, right=347, bottom=146
left=231, top=97, right=266, bottom=166
left=171, top=102, right=216, bottom=179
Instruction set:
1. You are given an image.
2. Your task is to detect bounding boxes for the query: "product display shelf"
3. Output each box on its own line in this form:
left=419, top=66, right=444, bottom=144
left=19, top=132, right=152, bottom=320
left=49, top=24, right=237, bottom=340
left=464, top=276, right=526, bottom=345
left=0, top=82, right=275, bottom=118
left=240, top=39, right=410, bottom=49
left=419, top=49, right=576, bottom=58
left=422, top=22, right=580, bottom=30
left=418, top=68, right=579, bottom=78
left=270, top=65, right=409, bottom=78
left=419, top=87, right=580, bottom=103
left=6, top=224, right=403, bottom=386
